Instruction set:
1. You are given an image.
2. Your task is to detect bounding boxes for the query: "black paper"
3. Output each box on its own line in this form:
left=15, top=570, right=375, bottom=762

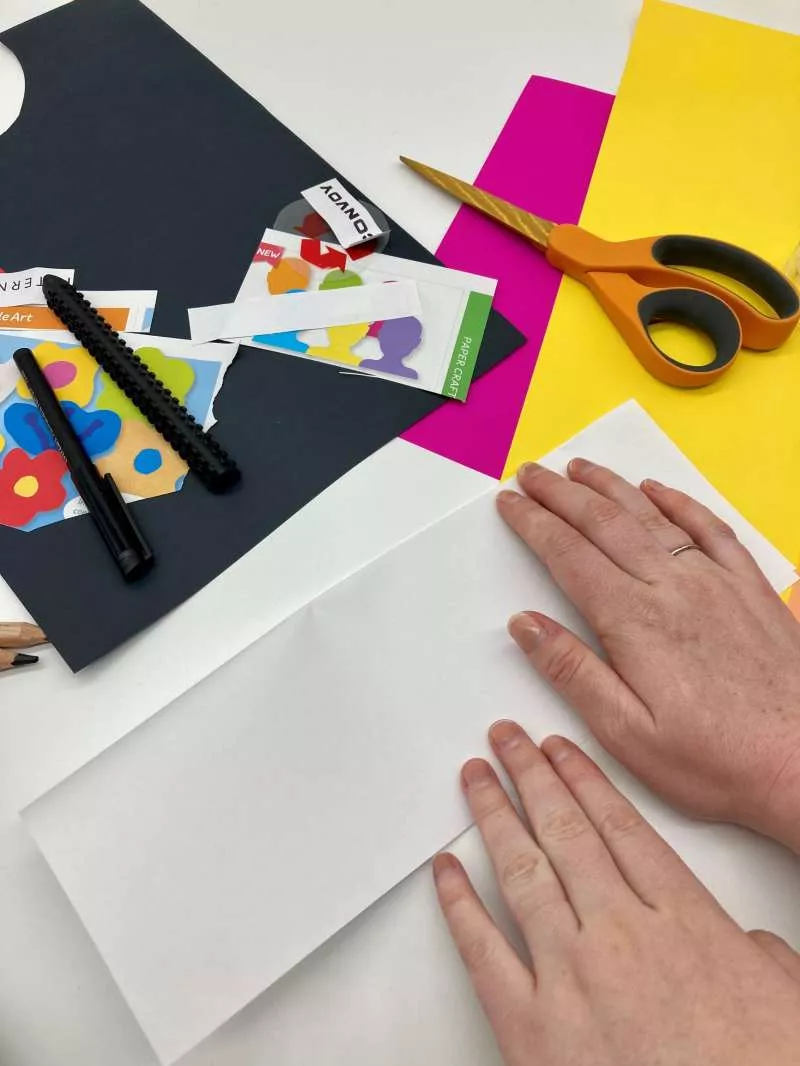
left=0, top=0, right=524, bottom=670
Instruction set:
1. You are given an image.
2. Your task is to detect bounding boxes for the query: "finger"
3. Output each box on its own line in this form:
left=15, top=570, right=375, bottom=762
left=515, top=462, right=671, bottom=581
left=508, top=611, right=654, bottom=750
left=640, top=480, right=762, bottom=577
left=461, top=759, right=578, bottom=959
left=748, top=929, right=800, bottom=985
left=433, top=853, right=537, bottom=1029
left=496, top=489, right=631, bottom=630
left=488, top=722, right=638, bottom=918
left=567, top=458, right=711, bottom=559
left=540, top=735, right=712, bottom=910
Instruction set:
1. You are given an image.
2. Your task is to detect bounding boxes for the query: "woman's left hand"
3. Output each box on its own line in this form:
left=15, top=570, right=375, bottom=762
left=434, top=722, right=800, bottom=1066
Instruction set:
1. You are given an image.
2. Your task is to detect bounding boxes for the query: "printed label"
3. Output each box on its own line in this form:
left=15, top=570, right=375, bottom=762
left=444, top=292, right=493, bottom=401
left=301, top=178, right=390, bottom=249
left=253, top=242, right=284, bottom=265
left=0, top=267, right=74, bottom=308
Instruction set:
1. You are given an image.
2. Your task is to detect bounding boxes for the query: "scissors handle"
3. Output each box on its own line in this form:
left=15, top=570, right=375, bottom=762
left=585, top=271, right=743, bottom=387
left=546, top=226, right=799, bottom=387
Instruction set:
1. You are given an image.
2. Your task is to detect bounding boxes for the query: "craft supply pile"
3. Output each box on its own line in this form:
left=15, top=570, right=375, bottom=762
left=0, top=0, right=798, bottom=1063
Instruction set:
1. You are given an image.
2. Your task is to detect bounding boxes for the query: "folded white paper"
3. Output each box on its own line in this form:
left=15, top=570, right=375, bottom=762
left=22, top=402, right=796, bottom=1064
left=189, top=280, right=421, bottom=344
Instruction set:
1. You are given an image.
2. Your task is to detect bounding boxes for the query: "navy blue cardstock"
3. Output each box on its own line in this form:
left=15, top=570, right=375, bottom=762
left=0, top=0, right=524, bottom=670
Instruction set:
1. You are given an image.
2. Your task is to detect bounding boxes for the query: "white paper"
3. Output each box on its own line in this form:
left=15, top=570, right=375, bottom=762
left=0, top=360, right=20, bottom=403
left=22, top=402, right=795, bottom=1064
left=188, top=280, right=421, bottom=344
left=301, top=178, right=390, bottom=248
left=0, top=267, right=74, bottom=307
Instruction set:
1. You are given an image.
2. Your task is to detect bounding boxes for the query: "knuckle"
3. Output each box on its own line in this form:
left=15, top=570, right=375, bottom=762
left=748, top=928, right=771, bottom=943
left=539, top=806, right=589, bottom=844
left=546, top=529, right=584, bottom=562
left=585, top=498, right=624, bottom=529
left=499, top=850, right=544, bottom=893
left=707, top=517, right=737, bottom=541
left=460, top=930, right=500, bottom=972
left=749, top=928, right=786, bottom=950
left=636, top=509, right=672, bottom=535
left=542, top=640, right=585, bottom=690
left=597, top=804, right=641, bottom=841
left=472, top=790, right=508, bottom=821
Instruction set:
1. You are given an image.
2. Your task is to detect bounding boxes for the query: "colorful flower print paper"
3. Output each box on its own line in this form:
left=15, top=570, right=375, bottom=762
left=0, top=332, right=236, bottom=531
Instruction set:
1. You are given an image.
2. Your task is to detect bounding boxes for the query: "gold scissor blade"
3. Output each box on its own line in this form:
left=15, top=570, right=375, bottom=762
left=400, top=155, right=554, bottom=251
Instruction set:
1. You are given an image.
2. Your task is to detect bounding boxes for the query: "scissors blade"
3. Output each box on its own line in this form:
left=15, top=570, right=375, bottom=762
left=400, top=156, right=554, bottom=250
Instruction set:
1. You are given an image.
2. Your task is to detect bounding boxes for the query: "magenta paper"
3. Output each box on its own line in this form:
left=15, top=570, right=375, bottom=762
left=402, top=77, right=613, bottom=476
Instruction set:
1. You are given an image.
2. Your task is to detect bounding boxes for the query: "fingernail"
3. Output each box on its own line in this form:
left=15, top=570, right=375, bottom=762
left=496, top=488, right=522, bottom=507
left=508, top=611, right=545, bottom=652
left=517, top=461, right=541, bottom=481
left=641, top=478, right=666, bottom=492
left=490, top=719, right=523, bottom=750
left=542, top=736, right=575, bottom=764
left=433, top=852, right=460, bottom=885
left=568, top=457, right=594, bottom=475
left=461, top=758, right=493, bottom=790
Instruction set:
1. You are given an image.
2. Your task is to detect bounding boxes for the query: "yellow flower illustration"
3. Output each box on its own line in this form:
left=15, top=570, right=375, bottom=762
left=16, top=342, right=98, bottom=407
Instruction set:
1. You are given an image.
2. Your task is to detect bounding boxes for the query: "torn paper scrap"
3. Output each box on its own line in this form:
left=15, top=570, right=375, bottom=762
left=189, top=280, right=421, bottom=344
left=230, top=227, right=497, bottom=400
left=20, top=401, right=795, bottom=1065
left=0, top=332, right=236, bottom=531
left=0, top=268, right=74, bottom=308
left=0, top=290, right=157, bottom=333
left=301, top=178, right=390, bottom=249
left=274, top=196, right=391, bottom=256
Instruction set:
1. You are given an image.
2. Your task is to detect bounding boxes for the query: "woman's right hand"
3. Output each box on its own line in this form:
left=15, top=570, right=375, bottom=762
left=497, top=459, right=800, bottom=851
left=436, top=724, right=800, bottom=1066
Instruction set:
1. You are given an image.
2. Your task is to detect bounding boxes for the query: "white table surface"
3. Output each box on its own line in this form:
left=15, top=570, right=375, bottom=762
left=0, top=2, right=799, bottom=1064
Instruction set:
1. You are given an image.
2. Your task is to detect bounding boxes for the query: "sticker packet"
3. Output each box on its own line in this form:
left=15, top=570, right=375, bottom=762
left=233, top=228, right=497, bottom=401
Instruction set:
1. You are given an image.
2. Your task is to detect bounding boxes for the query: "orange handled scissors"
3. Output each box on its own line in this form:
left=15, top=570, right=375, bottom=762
left=400, top=156, right=800, bottom=388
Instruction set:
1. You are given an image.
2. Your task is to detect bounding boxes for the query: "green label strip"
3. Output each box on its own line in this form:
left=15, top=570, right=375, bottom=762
left=443, top=291, right=493, bottom=402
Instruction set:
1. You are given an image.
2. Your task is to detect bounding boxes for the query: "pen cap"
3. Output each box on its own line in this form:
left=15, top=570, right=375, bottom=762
left=97, top=474, right=154, bottom=581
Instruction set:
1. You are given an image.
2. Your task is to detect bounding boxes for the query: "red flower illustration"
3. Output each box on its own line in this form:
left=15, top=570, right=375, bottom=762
left=0, top=449, right=68, bottom=528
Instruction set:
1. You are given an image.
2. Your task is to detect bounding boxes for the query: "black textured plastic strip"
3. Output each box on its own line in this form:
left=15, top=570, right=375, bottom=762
left=42, top=275, right=240, bottom=493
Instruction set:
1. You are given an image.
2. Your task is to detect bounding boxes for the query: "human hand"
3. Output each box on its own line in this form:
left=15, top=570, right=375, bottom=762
left=435, top=722, right=800, bottom=1066
left=496, top=462, right=800, bottom=851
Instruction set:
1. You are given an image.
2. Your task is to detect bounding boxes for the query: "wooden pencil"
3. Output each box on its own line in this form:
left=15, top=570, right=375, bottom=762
left=0, top=622, right=46, bottom=648
left=0, top=648, right=38, bottom=671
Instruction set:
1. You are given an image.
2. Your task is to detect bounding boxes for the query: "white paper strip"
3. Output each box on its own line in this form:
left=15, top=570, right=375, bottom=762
left=0, top=267, right=74, bottom=307
left=301, top=178, right=390, bottom=248
left=188, top=280, right=421, bottom=344
left=0, top=360, right=20, bottom=403
left=21, top=402, right=796, bottom=1064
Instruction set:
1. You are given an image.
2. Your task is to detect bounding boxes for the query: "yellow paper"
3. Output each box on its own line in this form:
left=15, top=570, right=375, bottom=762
left=504, top=0, right=800, bottom=563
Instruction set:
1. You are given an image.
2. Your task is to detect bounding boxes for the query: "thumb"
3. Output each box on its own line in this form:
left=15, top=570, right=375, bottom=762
left=749, top=929, right=800, bottom=985
left=507, top=611, right=650, bottom=754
